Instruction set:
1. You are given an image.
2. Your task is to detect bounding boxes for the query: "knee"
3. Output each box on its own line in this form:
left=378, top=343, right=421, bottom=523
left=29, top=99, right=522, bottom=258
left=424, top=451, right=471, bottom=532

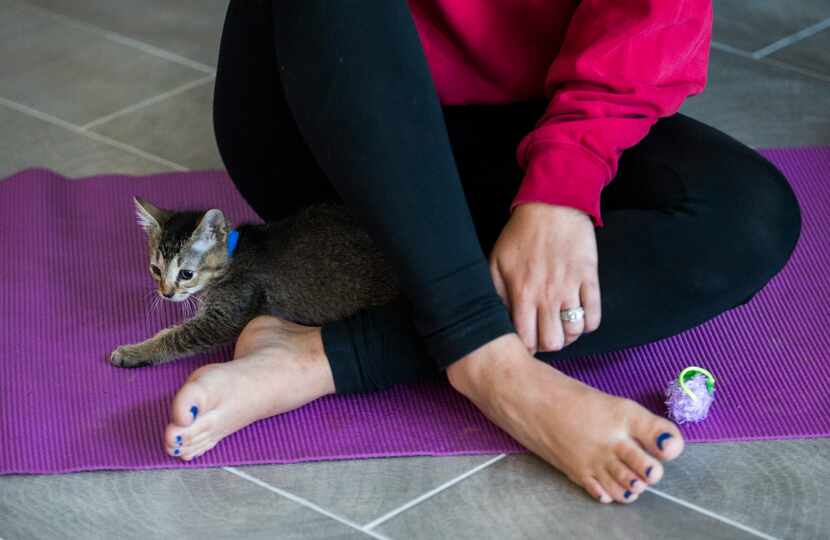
left=707, top=151, right=802, bottom=293
left=733, top=153, right=801, bottom=271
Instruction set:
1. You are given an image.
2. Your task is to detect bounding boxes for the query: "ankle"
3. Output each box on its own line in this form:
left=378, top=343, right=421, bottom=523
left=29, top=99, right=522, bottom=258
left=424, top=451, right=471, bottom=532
left=446, top=332, right=534, bottom=400
left=305, top=328, right=337, bottom=396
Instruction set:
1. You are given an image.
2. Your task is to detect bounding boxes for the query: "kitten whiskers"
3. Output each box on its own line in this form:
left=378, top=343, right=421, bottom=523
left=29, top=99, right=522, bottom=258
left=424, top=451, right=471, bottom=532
left=143, top=290, right=162, bottom=320
left=182, top=294, right=201, bottom=319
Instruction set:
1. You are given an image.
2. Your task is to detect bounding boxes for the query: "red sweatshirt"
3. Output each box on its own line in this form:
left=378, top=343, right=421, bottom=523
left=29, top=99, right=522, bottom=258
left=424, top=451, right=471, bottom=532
left=407, top=0, right=713, bottom=227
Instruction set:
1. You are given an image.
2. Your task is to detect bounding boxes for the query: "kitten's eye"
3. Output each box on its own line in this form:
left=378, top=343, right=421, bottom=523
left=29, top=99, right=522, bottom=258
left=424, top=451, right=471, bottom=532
left=150, top=265, right=161, bottom=276
left=178, top=269, right=194, bottom=281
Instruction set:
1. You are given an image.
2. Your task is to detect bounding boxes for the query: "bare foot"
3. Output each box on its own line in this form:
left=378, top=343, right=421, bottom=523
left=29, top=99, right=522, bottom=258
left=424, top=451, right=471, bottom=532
left=447, top=332, right=685, bottom=505
left=163, top=315, right=334, bottom=461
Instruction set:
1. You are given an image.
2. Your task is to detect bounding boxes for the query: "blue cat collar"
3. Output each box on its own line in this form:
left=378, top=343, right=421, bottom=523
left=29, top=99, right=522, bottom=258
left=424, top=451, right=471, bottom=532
left=227, top=229, right=240, bottom=257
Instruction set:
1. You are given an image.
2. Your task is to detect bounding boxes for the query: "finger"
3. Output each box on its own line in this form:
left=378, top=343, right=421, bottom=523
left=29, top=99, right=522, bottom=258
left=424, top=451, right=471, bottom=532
left=516, top=302, right=538, bottom=354
left=508, top=281, right=538, bottom=353
left=537, top=301, right=564, bottom=353
left=580, top=278, right=602, bottom=333
left=561, top=289, right=585, bottom=347
left=490, top=260, right=510, bottom=309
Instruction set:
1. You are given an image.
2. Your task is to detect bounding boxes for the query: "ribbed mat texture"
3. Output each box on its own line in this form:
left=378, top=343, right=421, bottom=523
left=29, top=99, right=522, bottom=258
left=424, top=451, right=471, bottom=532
left=1, top=147, right=828, bottom=475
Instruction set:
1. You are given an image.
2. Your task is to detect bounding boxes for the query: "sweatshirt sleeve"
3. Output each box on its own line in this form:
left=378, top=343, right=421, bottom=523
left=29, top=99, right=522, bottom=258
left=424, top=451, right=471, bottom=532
left=510, top=0, right=713, bottom=227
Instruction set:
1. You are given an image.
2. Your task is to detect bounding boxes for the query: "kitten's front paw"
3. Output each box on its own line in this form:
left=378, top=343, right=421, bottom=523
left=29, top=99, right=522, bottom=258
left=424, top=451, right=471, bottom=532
left=110, top=345, right=152, bottom=368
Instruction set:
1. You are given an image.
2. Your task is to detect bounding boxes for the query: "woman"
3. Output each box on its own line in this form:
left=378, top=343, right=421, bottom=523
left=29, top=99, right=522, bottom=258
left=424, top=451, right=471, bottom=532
left=162, top=0, right=801, bottom=505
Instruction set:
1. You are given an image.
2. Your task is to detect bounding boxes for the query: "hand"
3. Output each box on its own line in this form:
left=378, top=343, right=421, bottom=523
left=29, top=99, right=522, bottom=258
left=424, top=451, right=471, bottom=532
left=489, top=202, right=601, bottom=354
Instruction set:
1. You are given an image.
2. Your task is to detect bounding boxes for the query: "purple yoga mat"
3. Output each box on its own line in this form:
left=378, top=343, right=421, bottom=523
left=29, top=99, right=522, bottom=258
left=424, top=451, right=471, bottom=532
left=1, top=148, right=829, bottom=475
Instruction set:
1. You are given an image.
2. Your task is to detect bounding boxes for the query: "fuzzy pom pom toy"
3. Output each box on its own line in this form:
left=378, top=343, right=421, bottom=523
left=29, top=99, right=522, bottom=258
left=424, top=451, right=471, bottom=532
left=665, top=366, right=716, bottom=424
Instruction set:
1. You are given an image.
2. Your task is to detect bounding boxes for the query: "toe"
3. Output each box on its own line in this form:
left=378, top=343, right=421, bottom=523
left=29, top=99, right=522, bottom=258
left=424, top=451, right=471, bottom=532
left=164, top=423, right=191, bottom=449
left=165, top=413, right=216, bottom=453
left=581, top=476, right=612, bottom=504
left=171, top=364, right=227, bottom=426
left=171, top=371, right=213, bottom=428
left=180, top=438, right=218, bottom=461
left=165, top=364, right=225, bottom=456
left=616, top=439, right=663, bottom=485
left=607, top=458, right=645, bottom=497
left=631, top=413, right=685, bottom=461
left=596, top=468, right=630, bottom=504
left=185, top=428, right=214, bottom=447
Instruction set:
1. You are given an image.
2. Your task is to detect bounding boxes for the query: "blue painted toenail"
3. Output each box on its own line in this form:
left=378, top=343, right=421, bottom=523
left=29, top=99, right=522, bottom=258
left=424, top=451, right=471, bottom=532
left=174, top=448, right=180, bottom=456
left=190, top=405, right=198, bottom=419
left=645, top=466, right=653, bottom=477
left=176, top=435, right=182, bottom=444
left=656, top=432, right=673, bottom=450
left=630, top=479, right=637, bottom=487
left=624, top=490, right=631, bottom=499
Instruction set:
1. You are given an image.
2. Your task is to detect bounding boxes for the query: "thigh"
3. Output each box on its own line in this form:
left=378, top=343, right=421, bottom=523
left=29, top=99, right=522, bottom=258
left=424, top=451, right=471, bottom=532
left=213, top=0, right=341, bottom=222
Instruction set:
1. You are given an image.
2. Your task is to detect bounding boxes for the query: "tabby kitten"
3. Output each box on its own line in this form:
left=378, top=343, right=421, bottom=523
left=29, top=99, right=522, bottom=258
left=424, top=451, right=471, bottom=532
left=109, top=197, right=400, bottom=368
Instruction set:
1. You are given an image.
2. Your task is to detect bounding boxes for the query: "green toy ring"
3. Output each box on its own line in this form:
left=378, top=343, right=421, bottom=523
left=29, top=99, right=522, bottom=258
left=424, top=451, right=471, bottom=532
left=678, top=366, right=716, bottom=403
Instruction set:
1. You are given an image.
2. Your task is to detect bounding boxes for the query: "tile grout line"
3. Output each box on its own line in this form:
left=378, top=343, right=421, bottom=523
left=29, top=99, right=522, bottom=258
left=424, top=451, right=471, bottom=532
left=11, top=0, right=216, bottom=74
left=222, top=467, right=392, bottom=540
left=98, top=31, right=215, bottom=75
left=711, top=40, right=755, bottom=58
left=711, top=40, right=830, bottom=85
left=81, top=75, right=215, bottom=131
left=751, top=16, right=830, bottom=59
left=0, top=95, right=188, bottom=171
left=645, top=487, right=780, bottom=540
left=756, top=53, right=830, bottom=85
left=362, top=454, right=507, bottom=531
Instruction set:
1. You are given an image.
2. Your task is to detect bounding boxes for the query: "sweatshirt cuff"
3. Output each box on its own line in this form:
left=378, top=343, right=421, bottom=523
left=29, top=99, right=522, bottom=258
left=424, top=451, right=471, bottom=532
left=510, top=141, right=609, bottom=227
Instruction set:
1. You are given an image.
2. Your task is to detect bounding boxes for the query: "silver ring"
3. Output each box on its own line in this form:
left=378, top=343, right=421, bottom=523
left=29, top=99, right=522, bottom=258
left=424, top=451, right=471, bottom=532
left=560, top=306, right=585, bottom=323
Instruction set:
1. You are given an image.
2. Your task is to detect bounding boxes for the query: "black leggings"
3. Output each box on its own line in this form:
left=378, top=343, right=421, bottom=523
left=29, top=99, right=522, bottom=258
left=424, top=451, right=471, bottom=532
left=213, top=0, right=802, bottom=394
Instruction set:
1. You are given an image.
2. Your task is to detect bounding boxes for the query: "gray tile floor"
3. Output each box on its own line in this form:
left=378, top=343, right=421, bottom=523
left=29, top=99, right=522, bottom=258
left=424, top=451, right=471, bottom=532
left=1, top=1, right=828, bottom=538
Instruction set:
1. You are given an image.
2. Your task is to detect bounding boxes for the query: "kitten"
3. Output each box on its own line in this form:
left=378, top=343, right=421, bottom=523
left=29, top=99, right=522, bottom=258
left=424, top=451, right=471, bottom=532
left=109, top=197, right=400, bottom=368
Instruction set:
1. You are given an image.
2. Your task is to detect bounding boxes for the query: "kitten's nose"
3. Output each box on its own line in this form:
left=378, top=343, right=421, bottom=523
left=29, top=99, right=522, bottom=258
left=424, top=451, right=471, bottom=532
left=162, top=291, right=175, bottom=298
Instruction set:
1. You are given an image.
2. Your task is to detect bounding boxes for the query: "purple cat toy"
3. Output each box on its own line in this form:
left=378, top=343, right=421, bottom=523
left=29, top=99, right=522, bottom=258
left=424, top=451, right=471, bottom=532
left=665, top=366, right=717, bottom=424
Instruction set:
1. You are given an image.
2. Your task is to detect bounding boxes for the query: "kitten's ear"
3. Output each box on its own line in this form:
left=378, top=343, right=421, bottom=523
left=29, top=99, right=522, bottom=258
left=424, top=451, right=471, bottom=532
left=190, top=209, right=227, bottom=252
left=133, top=196, right=170, bottom=235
